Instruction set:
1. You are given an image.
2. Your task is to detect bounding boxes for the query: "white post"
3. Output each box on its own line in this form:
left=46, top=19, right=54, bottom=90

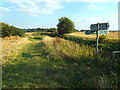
left=96, top=23, right=99, bottom=56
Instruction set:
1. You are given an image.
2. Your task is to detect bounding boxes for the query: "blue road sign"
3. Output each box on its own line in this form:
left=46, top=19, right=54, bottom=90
left=90, top=23, right=109, bottom=31
left=99, top=23, right=109, bottom=30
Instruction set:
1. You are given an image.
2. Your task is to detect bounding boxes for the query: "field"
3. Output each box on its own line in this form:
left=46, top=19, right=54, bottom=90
left=1, top=31, right=120, bottom=88
left=66, top=31, right=120, bottom=40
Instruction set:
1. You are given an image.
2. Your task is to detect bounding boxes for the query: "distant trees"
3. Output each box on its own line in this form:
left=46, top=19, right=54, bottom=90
left=57, top=17, right=75, bottom=35
left=26, top=28, right=57, bottom=32
left=0, top=22, right=25, bottom=38
left=47, top=28, right=57, bottom=32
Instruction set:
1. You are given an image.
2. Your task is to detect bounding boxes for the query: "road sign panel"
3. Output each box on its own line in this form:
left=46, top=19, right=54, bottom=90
left=90, top=23, right=109, bottom=31
left=85, top=30, right=95, bottom=35
left=99, top=23, right=109, bottom=30
left=98, top=30, right=109, bottom=34
left=85, top=30, right=109, bottom=35
left=90, top=24, right=98, bottom=31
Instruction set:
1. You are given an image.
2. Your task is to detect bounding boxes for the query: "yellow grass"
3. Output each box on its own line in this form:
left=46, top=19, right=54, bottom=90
left=1, top=36, right=31, bottom=64
left=66, top=32, right=120, bottom=40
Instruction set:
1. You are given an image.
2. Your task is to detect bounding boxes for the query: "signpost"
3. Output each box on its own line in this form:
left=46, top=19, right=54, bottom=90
left=89, top=22, right=110, bottom=56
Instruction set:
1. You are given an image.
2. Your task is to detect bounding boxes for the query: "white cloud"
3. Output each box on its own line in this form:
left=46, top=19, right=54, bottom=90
left=2, top=0, right=119, bottom=17
left=5, top=0, right=119, bottom=2
left=15, top=1, right=53, bottom=17
left=0, top=6, right=10, bottom=12
left=3, top=0, right=64, bottom=17
left=88, top=4, right=97, bottom=9
left=65, top=0, right=119, bottom=2
left=0, top=6, right=10, bottom=17
left=45, top=0, right=63, bottom=9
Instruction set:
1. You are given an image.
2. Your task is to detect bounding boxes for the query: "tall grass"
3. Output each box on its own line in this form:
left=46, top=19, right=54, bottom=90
left=41, top=36, right=119, bottom=88
left=62, top=35, right=120, bottom=58
left=2, top=32, right=120, bottom=88
left=42, top=37, right=95, bottom=60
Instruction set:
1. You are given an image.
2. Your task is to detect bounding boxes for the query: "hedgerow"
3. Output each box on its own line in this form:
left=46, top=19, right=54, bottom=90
left=0, top=22, right=25, bottom=38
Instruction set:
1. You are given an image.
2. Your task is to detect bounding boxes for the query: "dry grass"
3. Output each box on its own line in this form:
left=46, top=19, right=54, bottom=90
left=66, top=32, right=120, bottom=40
left=42, top=36, right=95, bottom=60
left=25, top=32, right=34, bottom=36
left=1, top=36, right=31, bottom=64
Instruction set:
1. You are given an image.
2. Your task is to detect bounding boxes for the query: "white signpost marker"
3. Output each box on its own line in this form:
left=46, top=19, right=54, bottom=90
left=90, top=22, right=110, bottom=56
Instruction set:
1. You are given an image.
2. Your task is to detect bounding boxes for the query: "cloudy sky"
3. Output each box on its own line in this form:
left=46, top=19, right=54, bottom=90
left=0, top=0, right=119, bottom=30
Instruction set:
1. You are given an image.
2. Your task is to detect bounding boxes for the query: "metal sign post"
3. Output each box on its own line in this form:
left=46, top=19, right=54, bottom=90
left=96, top=23, right=99, bottom=56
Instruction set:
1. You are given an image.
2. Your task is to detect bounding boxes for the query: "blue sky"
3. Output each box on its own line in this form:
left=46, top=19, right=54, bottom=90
left=0, top=0, right=119, bottom=30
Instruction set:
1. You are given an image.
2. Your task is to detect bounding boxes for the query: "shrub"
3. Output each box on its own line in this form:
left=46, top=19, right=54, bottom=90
left=99, top=35, right=107, bottom=43
left=0, top=22, right=25, bottom=37
left=47, top=28, right=57, bottom=32
left=32, top=32, right=40, bottom=36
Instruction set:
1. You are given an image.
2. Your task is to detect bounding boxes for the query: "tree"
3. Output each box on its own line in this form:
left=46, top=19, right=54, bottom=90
left=37, top=28, right=41, bottom=32
left=57, top=17, right=75, bottom=35
left=47, top=28, right=57, bottom=32
left=0, top=22, right=25, bottom=37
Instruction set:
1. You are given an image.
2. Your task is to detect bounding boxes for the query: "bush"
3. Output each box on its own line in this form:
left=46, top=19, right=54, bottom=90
left=99, top=35, right=107, bottom=43
left=47, top=28, right=57, bottom=32
left=32, top=32, right=40, bottom=36
left=57, top=17, right=75, bottom=35
left=0, top=22, right=25, bottom=37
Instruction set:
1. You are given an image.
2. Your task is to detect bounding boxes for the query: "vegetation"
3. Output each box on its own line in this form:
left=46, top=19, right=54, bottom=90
left=2, top=31, right=120, bottom=88
left=47, top=28, right=57, bottom=32
left=62, top=34, right=120, bottom=58
left=25, top=28, right=57, bottom=32
left=0, top=22, right=25, bottom=37
left=1, top=20, right=120, bottom=88
left=99, top=35, right=107, bottom=43
left=57, top=17, right=75, bottom=35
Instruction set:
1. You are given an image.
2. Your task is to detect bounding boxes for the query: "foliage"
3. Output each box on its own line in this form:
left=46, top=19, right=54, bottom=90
left=32, top=32, right=40, bottom=36
left=2, top=33, right=120, bottom=88
left=40, top=32, right=59, bottom=37
left=62, top=35, right=95, bottom=46
left=62, top=34, right=120, bottom=58
left=41, top=36, right=119, bottom=88
left=26, top=28, right=57, bottom=32
left=57, top=17, right=75, bottom=35
left=47, top=28, right=57, bottom=32
left=74, top=29, right=79, bottom=32
left=0, top=22, right=25, bottom=37
left=99, top=35, right=107, bottom=43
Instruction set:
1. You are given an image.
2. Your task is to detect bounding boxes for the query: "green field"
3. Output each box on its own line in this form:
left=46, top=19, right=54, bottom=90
left=2, top=32, right=120, bottom=88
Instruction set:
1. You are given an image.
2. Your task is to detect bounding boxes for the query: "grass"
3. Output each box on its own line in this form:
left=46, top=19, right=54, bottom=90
left=2, top=32, right=120, bottom=88
left=62, top=34, right=120, bottom=58
left=67, top=31, right=120, bottom=40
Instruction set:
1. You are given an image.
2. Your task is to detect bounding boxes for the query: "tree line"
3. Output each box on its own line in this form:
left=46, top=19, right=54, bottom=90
left=24, top=28, right=57, bottom=32
left=1, top=17, right=79, bottom=38
left=0, top=22, right=25, bottom=38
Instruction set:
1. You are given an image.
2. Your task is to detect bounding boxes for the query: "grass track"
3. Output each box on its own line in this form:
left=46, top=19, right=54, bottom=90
left=2, top=34, right=119, bottom=88
left=3, top=40, right=68, bottom=88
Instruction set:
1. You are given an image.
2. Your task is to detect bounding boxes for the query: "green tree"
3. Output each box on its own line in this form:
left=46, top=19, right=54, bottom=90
left=57, top=17, right=75, bottom=35
left=0, top=22, right=25, bottom=37
left=48, top=28, right=57, bottom=32
left=37, top=28, right=41, bottom=32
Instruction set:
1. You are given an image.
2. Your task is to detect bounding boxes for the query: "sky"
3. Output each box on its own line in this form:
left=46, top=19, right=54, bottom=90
left=0, top=0, right=119, bottom=30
